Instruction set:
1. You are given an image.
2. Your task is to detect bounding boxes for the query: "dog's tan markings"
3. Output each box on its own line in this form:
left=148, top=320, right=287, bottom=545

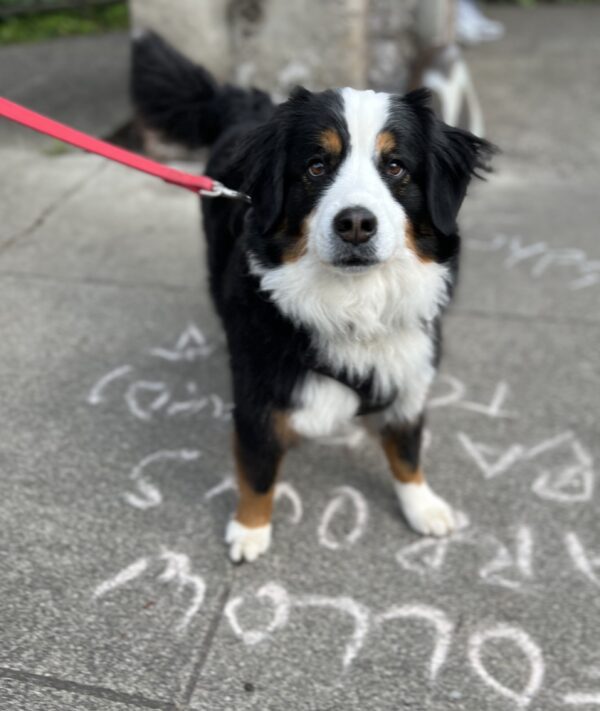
left=233, top=434, right=278, bottom=528
left=405, top=220, right=434, bottom=264
left=376, top=130, right=396, bottom=156
left=281, top=233, right=308, bottom=264
left=281, top=214, right=312, bottom=264
left=319, top=128, right=342, bottom=155
left=381, top=428, right=425, bottom=485
left=232, top=411, right=297, bottom=528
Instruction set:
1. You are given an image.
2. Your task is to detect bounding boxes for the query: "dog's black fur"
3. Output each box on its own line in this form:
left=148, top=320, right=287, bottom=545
left=132, top=32, right=495, bottom=559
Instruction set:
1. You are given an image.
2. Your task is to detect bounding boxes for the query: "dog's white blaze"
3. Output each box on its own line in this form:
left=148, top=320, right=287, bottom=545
left=311, top=87, right=406, bottom=265
left=258, top=252, right=450, bottom=426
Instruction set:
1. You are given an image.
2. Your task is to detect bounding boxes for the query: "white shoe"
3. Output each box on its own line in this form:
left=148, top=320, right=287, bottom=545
left=456, top=0, right=505, bottom=45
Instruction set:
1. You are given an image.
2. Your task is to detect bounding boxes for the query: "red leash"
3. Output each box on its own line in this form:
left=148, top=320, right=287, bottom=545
left=0, top=97, right=250, bottom=202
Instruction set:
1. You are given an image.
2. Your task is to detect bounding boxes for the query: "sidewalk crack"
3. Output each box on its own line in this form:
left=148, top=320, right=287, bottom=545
left=0, top=160, right=106, bottom=256
left=177, top=583, right=232, bottom=708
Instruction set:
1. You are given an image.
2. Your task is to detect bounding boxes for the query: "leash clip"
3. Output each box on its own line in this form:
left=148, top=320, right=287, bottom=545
left=199, top=180, right=251, bottom=204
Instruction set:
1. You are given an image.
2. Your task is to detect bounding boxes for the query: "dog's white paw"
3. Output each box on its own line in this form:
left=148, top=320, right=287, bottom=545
left=395, top=482, right=461, bottom=537
left=225, top=520, right=272, bottom=563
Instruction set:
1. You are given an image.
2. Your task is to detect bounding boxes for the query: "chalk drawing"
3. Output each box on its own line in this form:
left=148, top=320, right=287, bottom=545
left=124, top=449, right=201, bottom=509
left=571, top=260, right=600, bottom=290
left=428, top=375, right=466, bottom=409
left=466, top=233, right=600, bottom=290
left=165, top=390, right=232, bottom=421
left=395, top=526, right=534, bottom=591
left=224, top=582, right=291, bottom=646
left=93, top=557, right=148, bottom=599
left=466, top=233, right=508, bottom=252
left=204, top=475, right=236, bottom=501
left=87, top=365, right=133, bottom=405
left=504, top=238, right=548, bottom=269
left=204, top=476, right=303, bottom=524
left=318, top=486, right=369, bottom=550
left=429, top=375, right=516, bottom=418
left=377, top=605, right=453, bottom=680
left=458, top=429, right=595, bottom=501
left=156, top=549, right=206, bottom=631
left=275, top=482, right=304, bottom=524
left=565, top=532, right=600, bottom=586
left=293, top=595, right=370, bottom=668
left=166, top=381, right=208, bottom=416
left=479, top=526, right=534, bottom=591
left=565, top=693, right=600, bottom=705
left=524, top=431, right=574, bottom=459
left=208, top=394, right=233, bottom=421
left=93, top=550, right=206, bottom=631
left=531, top=248, right=587, bottom=279
left=468, top=625, right=545, bottom=708
left=225, top=582, right=368, bottom=669
left=125, top=380, right=171, bottom=421
left=395, top=537, right=453, bottom=575
left=458, top=381, right=516, bottom=418
left=457, top=432, right=524, bottom=479
left=531, top=438, right=594, bottom=503
left=150, top=323, right=214, bottom=361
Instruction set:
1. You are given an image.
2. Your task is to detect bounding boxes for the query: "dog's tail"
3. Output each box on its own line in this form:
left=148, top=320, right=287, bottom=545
left=131, top=31, right=273, bottom=148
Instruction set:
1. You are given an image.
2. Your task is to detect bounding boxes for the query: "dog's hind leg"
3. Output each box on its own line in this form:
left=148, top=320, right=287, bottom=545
left=381, top=417, right=460, bottom=537
left=225, top=411, right=294, bottom=563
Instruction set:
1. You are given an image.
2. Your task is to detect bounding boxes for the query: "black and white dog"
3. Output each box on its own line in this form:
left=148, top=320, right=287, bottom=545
left=132, top=33, right=494, bottom=563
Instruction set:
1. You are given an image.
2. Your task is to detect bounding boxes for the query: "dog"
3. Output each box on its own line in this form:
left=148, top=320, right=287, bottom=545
left=132, top=32, right=494, bottom=563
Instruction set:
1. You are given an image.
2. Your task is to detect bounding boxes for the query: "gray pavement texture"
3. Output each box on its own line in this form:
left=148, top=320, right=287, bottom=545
left=1, top=6, right=599, bottom=711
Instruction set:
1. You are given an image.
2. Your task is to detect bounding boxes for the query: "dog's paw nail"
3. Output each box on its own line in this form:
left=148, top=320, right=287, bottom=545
left=225, top=520, right=271, bottom=563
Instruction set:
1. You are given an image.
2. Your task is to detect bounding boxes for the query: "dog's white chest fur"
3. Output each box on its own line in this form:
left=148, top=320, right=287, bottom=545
left=291, top=324, right=435, bottom=440
left=254, top=249, right=451, bottom=437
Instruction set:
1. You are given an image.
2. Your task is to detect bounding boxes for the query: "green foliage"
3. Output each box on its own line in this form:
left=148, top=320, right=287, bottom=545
left=0, top=2, right=128, bottom=45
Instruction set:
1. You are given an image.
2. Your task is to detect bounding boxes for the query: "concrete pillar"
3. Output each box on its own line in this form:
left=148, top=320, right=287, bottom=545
left=129, top=0, right=417, bottom=97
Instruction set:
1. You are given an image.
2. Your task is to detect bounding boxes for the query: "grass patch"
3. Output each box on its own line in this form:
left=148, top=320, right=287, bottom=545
left=0, top=2, right=128, bottom=44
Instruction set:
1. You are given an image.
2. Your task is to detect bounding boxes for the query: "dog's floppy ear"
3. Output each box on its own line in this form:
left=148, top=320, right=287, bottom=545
left=406, top=88, right=495, bottom=235
left=427, top=120, right=495, bottom=235
left=236, top=116, right=287, bottom=235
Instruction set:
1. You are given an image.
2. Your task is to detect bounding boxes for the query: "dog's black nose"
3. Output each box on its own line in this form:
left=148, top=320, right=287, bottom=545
left=333, top=207, right=378, bottom=245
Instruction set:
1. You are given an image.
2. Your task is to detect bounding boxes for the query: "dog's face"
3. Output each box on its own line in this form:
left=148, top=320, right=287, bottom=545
left=240, top=86, right=493, bottom=271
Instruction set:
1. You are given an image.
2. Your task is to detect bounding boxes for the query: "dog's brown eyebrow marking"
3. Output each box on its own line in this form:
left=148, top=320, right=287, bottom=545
left=376, top=130, right=396, bottom=155
left=318, top=128, right=343, bottom=155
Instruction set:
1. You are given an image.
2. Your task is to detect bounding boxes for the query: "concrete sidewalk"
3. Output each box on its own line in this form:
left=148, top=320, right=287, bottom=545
left=0, top=7, right=599, bottom=710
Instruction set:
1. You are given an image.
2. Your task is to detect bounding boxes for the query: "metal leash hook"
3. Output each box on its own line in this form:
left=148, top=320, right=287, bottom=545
left=199, top=180, right=252, bottom=204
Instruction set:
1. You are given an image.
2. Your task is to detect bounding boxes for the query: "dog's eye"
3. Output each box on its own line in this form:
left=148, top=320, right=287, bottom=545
left=307, top=159, right=326, bottom=177
left=385, top=159, right=406, bottom=178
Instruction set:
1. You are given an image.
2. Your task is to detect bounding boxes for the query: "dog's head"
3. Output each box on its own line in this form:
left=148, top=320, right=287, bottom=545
left=238, top=86, right=494, bottom=271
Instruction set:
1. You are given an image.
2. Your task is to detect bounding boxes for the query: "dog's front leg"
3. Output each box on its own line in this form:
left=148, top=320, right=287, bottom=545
left=381, top=416, right=459, bottom=537
left=225, top=412, right=290, bottom=563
